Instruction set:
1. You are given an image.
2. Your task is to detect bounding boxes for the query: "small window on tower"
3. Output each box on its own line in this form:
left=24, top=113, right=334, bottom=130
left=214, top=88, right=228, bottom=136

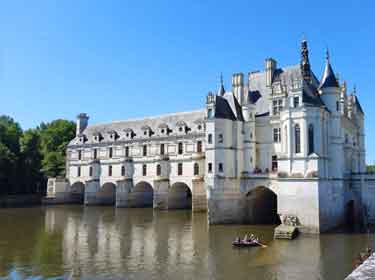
left=293, top=96, right=299, bottom=108
left=208, top=163, right=213, bottom=173
left=208, top=134, right=213, bottom=144
left=218, top=134, right=223, bottom=144
left=218, top=163, right=224, bottom=173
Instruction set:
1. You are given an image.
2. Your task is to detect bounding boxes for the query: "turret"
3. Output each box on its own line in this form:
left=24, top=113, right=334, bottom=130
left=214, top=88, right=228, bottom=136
left=76, top=113, right=89, bottom=136
left=319, top=50, right=340, bottom=112
left=265, top=58, right=277, bottom=87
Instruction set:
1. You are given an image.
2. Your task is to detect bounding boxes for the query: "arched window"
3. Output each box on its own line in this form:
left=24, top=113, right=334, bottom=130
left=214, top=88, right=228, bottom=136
left=109, top=147, right=113, bottom=158
left=89, top=166, right=93, bottom=177
left=197, top=141, right=202, bottom=153
left=194, top=163, right=199, bottom=175
left=142, top=164, right=147, bottom=176
left=78, top=150, right=82, bottom=160
left=77, top=166, right=81, bottom=177
left=308, top=124, right=314, bottom=155
left=295, top=124, right=301, bottom=154
left=93, top=148, right=97, bottom=160
left=218, top=163, right=224, bottom=173
left=178, top=142, right=183, bottom=154
left=160, top=144, right=165, bottom=155
left=156, top=164, right=161, bottom=176
left=125, top=146, right=129, bottom=157
left=121, top=165, right=125, bottom=176
left=108, top=165, right=112, bottom=176
left=208, top=134, right=213, bottom=144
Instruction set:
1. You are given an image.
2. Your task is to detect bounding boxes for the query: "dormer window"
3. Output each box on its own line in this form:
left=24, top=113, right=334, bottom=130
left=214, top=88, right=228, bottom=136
left=176, top=121, right=188, bottom=134
left=158, top=123, right=169, bottom=136
left=141, top=125, right=153, bottom=137
left=93, top=132, right=102, bottom=143
left=77, top=134, right=87, bottom=144
left=123, top=128, right=135, bottom=139
left=194, top=119, right=204, bottom=132
left=108, top=130, right=119, bottom=141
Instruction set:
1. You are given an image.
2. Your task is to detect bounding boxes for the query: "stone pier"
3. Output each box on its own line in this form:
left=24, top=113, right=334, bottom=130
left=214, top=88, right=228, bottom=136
left=345, top=253, right=375, bottom=280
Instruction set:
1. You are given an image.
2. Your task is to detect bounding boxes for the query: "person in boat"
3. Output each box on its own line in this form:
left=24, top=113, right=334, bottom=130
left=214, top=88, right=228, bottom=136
left=243, top=234, right=248, bottom=242
left=235, top=237, right=241, bottom=243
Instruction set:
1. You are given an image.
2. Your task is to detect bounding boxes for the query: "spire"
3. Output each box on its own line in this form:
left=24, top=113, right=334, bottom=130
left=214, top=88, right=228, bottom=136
left=300, top=39, right=311, bottom=82
left=319, top=48, right=339, bottom=89
left=218, top=73, right=225, bottom=96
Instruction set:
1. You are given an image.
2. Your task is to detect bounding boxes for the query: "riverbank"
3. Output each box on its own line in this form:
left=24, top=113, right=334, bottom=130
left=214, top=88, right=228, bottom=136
left=0, top=194, right=41, bottom=208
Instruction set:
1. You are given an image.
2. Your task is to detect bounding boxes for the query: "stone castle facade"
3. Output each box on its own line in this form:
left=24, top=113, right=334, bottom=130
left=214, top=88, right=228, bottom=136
left=47, top=40, right=374, bottom=233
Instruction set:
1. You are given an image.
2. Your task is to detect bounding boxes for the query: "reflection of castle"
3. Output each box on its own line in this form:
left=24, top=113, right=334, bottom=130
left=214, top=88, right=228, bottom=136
left=47, top=40, right=375, bottom=233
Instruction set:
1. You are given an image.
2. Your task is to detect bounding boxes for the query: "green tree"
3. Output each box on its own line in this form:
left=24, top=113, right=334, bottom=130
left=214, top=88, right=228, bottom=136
left=0, top=116, right=22, bottom=194
left=20, top=129, right=43, bottom=193
left=39, top=120, right=75, bottom=178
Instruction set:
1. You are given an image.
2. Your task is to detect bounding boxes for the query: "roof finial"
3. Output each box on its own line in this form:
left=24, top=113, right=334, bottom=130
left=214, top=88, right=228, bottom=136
left=300, top=38, right=311, bottom=82
left=326, top=47, right=330, bottom=62
left=218, top=73, right=225, bottom=96
left=353, top=84, right=357, bottom=95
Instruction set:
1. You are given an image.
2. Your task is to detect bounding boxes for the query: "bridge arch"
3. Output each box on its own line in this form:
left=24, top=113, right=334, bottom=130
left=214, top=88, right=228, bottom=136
left=131, top=181, right=154, bottom=208
left=70, top=181, right=85, bottom=203
left=168, top=182, right=192, bottom=209
left=98, top=182, right=116, bottom=205
left=244, top=186, right=280, bottom=224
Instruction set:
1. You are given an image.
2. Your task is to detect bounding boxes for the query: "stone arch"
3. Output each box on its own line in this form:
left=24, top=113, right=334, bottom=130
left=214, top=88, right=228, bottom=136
left=70, top=181, right=85, bottom=203
left=168, top=182, right=192, bottom=209
left=243, top=186, right=280, bottom=224
left=131, top=181, right=154, bottom=208
left=98, top=182, right=116, bottom=205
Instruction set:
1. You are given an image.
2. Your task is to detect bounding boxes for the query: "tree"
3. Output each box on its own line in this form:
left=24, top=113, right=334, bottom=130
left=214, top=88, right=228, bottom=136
left=20, top=129, right=43, bottom=193
left=39, top=120, right=75, bottom=178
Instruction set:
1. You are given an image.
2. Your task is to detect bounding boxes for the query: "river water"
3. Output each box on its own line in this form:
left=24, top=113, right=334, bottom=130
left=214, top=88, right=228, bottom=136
left=0, top=205, right=372, bottom=280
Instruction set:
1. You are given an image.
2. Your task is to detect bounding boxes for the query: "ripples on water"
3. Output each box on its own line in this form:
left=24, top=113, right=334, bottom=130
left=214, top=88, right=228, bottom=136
left=0, top=206, right=373, bottom=280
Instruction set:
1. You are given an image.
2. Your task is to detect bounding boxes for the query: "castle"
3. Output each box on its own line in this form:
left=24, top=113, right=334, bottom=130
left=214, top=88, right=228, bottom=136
left=46, top=40, right=375, bottom=233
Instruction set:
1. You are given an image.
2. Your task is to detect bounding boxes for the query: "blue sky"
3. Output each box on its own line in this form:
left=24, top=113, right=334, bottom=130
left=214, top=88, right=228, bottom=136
left=1, top=0, right=375, bottom=162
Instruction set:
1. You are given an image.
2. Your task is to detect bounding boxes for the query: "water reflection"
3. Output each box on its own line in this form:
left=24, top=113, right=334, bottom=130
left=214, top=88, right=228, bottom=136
left=0, top=206, right=373, bottom=280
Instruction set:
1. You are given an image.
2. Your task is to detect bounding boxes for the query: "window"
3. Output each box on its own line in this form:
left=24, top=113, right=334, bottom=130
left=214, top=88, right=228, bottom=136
left=218, top=134, right=223, bottom=143
left=308, top=124, right=314, bottom=155
left=121, top=165, right=125, bottom=176
left=93, top=149, right=97, bottom=160
left=143, top=145, right=147, bottom=156
left=178, top=142, right=183, bottom=154
left=109, top=147, right=113, bottom=158
left=208, top=163, right=213, bottom=173
left=108, top=165, right=112, bottom=176
left=142, top=164, right=147, bottom=176
left=198, top=124, right=202, bottom=130
left=273, top=128, right=281, bottom=143
left=178, top=163, right=183, bottom=175
left=218, top=163, right=224, bottom=173
left=208, top=108, right=213, bottom=119
left=272, top=155, right=278, bottom=171
left=125, top=146, right=129, bottom=157
left=156, top=164, right=161, bottom=176
left=295, top=124, right=301, bottom=153
left=293, top=96, right=299, bottom=108
left=89, top=166, right=93, bottom=177
left=194, top=163, right=199, bottom=175
left=179, top=127, right=183, bottom=132
left=77, top=166, right=81, bottom=177
left=336, top=101, right=339, bottom=111
left=208, top=134, right=213, bottom=144
left=78, top=150, right=82, bottom=160
left=197, top=141, right=202, bottom=153
left=272, top=99, right=283, bottom=115
left=160, top=144, right=165, bottom=155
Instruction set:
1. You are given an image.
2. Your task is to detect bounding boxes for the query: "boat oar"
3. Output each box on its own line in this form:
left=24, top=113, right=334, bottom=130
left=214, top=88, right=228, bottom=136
left=254, top=241, right=267, bottom=248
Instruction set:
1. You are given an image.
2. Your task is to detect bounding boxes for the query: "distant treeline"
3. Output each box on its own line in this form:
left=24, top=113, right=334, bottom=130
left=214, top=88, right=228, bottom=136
left=0, top=115, right=75, bottom=195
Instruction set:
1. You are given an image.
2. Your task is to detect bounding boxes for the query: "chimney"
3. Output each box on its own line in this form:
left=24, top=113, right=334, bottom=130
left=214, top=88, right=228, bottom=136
left=76, top=113, right=89, bottom=136
left=232, top=73, right=244, bottom=104
left=265, top=58, right=277, bottom=87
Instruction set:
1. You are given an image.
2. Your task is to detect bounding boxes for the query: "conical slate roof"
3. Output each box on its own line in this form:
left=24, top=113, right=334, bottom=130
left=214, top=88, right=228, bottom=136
left=319, top=53, right=339, bottom=89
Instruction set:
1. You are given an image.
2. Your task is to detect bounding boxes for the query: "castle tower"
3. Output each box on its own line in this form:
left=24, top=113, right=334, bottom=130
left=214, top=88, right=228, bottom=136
left=76, top=113, right=89, bottom=136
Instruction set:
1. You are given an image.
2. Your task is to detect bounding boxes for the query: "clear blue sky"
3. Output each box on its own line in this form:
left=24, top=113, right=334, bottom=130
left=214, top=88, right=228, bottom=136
left=1, top=0, right=375, bottom=162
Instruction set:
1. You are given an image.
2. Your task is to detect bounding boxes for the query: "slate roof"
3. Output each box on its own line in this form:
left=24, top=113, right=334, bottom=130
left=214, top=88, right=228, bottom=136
left=69, top=109, right=206, bottom=146
left=319, top=60, right=339, bottom=89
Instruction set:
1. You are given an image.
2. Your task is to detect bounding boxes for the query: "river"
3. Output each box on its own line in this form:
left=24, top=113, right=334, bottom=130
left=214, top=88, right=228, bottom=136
left=0, top=205, right=372, bottom=280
